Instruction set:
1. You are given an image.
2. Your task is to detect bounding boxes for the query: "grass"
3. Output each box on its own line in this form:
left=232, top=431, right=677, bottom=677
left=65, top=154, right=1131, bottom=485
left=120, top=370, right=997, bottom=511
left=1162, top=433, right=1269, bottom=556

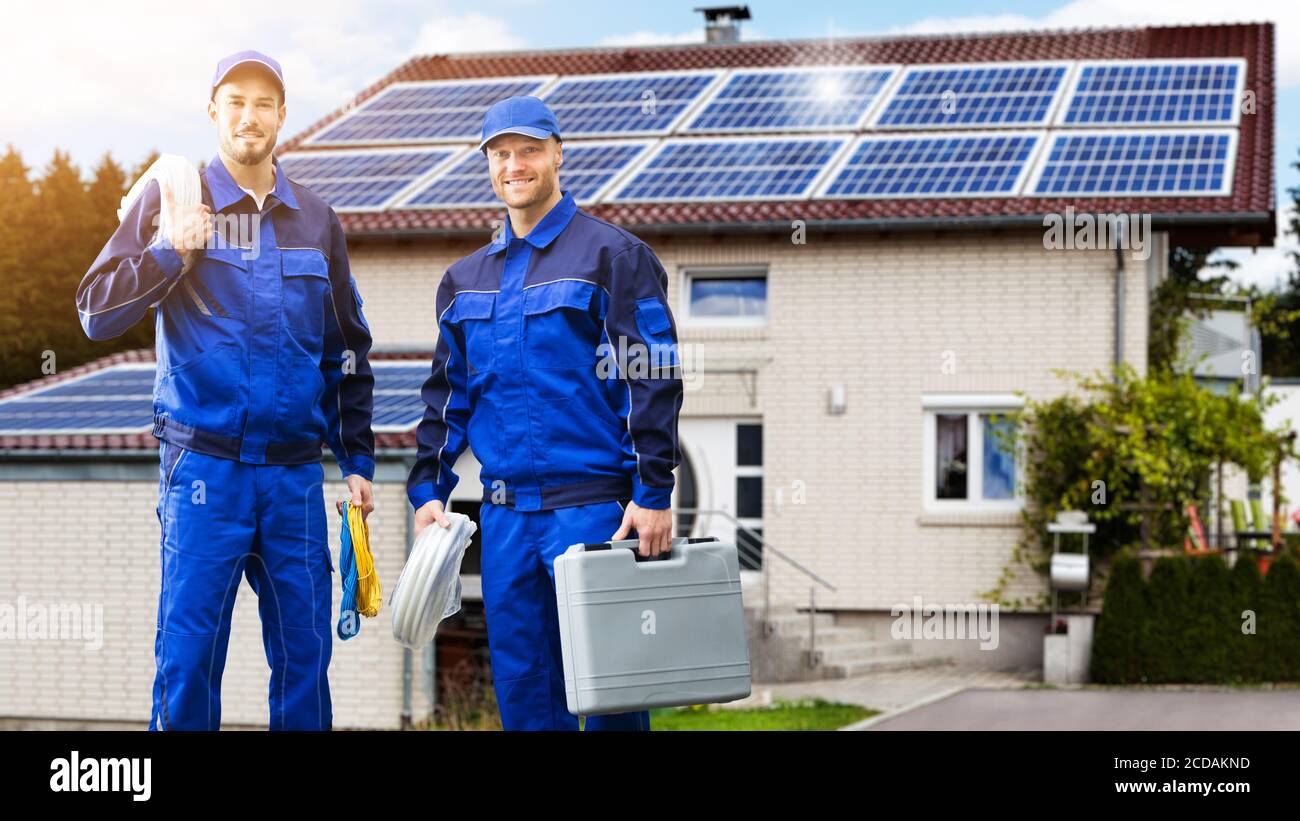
left=416, top=662, right=877, bottom=730
left=647, top=697, right=877, bottom=731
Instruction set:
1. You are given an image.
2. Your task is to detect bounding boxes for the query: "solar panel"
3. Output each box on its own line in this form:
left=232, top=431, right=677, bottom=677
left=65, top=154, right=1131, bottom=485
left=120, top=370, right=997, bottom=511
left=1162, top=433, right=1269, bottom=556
left=0, top=362, right=433, bottom=436
left=34, top=368, right=156, bottom=398
left=399, top=140, right=654, bottom=209
left=372, top=363, right=434, bottom=432
left=305, top=77, right=554, bottom=145
left=605, top=137, right=849, bottom=203
left=279, top=148, right=463, bottom=211
left=1058, top=59, right=1245, bottom=126
left=1026, top=130, right=1237, bottom=196
left=816, top=132, right=1043, bottom=198
left=0, top=364, right=155, bottom=434
left=540, top=71, right=722, bottom=137
left=873, top=62, right=1069, bottom=128
left=681, top=66, right=898, bottom=133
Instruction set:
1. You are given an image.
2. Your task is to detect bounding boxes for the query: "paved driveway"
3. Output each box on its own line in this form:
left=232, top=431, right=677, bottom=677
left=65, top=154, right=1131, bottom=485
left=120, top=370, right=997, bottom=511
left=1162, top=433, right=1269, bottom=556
left=849, top=687, right=1300, bottom=730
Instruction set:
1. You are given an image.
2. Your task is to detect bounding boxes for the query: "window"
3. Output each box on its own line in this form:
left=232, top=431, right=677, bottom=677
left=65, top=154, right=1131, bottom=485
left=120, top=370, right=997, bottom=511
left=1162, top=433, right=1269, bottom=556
left=735, top=423, right=763, bottom=570
left=922, top=395, right=1023, bottom=511
left=682, top=269, right=767, bottom=326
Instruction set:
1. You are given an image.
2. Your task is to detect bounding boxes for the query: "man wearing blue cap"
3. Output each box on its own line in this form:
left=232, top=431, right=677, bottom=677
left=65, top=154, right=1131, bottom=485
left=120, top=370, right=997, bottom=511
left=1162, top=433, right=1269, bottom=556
left=76, top=51, right=376, bottom=730
left=408, top=96, right=683, bottom=731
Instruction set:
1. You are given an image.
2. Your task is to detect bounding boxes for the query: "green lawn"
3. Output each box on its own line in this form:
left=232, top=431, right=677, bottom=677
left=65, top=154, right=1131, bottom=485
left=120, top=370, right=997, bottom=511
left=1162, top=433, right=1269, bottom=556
left=421, top=686, right=878, bottom=730
left=644, top=697, right=877, bottom=731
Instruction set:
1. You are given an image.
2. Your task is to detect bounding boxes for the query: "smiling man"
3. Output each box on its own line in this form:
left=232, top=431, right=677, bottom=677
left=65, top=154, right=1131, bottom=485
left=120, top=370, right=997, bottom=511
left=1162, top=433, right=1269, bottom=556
left=408, top=96, right=684, bottom=731
left=76, top=50, right=376, bottom=730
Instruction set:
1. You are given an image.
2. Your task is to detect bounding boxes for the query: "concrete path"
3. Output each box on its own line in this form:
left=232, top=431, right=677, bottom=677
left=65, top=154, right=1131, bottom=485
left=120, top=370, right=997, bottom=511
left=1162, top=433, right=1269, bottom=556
left=732, top=663, right=1040, bottom=713
left=735, top=664, right=1300, bottom=730
left=853, top=686, right=1300, bottom=730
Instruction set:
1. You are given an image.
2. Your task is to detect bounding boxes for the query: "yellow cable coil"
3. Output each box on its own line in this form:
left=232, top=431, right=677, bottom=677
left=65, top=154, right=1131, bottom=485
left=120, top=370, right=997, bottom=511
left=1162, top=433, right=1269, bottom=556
left=349, top=504, right=382, bottom=617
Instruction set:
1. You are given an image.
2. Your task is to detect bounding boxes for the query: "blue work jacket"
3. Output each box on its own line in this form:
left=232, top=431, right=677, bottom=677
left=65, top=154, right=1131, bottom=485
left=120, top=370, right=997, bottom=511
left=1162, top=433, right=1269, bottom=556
left=76, top=154, right=375, bottom=479
left=407, top=191, right=683, bottom=512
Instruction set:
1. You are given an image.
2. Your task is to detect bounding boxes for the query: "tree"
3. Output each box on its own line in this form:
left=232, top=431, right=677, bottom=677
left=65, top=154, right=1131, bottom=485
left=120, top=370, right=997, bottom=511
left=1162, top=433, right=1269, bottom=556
left=1262, top=147, right=1300, bottom=377
left=0, top=146, right=36, bottom=382
left=0, top=146, right=156, bottom=390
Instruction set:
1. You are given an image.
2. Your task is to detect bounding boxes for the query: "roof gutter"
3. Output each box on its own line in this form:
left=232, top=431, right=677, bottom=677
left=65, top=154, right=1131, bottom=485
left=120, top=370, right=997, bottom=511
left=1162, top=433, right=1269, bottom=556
left=0, top=448, right=424, bottom=461
left=345, top=211, right=1275, bottom=244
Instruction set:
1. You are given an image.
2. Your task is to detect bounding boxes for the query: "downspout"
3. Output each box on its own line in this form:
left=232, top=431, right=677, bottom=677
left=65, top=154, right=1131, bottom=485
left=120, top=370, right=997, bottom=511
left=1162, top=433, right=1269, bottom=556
left=1114, top=246, right=1126, bottom=381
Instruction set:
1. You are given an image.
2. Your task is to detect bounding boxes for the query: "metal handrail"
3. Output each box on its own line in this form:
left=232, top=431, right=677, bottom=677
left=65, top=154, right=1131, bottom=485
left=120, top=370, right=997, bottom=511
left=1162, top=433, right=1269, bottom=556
left=675, top=507, right=835, bottom=666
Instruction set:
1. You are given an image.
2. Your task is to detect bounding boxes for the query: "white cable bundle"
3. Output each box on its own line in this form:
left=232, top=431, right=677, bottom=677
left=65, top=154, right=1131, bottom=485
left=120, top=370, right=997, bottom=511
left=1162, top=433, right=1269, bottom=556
left=118, top=154, right=201, bottom=254
left=390, top=512, right=477, bottom=650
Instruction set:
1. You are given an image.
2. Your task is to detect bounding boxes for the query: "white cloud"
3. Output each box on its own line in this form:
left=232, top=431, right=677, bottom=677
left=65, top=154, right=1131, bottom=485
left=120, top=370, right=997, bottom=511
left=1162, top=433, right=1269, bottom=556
left=411, top=12, right=527, bottom=55
left=598, top=30, right=706, bottom=47
left=0, top=1, right=528, bottom=173
left=598, top=26, right=768, bottom=48
left=1216, top=206, right=1299, bottom=291
left=882, top=0, right=1300, bottom=89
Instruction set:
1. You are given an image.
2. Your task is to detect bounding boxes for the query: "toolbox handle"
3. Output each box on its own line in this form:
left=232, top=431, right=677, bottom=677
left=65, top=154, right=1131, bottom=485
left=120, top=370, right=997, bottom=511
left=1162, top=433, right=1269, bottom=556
left=581, top=536, right=718, bottom=562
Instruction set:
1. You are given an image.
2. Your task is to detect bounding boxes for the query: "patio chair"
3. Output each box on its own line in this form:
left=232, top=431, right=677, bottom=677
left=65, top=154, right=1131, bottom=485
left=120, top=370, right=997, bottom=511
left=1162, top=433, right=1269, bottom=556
left=1249, top=498, right=1275, bottom=573
left=1183, top=502, right=1217, bottom=556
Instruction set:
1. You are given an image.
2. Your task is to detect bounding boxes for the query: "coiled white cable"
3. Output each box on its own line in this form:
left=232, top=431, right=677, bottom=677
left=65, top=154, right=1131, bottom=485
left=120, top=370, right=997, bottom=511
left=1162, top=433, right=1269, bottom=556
left=119, top=154, right=202, bottom=271
left=390, top=512, right=477, bottom=650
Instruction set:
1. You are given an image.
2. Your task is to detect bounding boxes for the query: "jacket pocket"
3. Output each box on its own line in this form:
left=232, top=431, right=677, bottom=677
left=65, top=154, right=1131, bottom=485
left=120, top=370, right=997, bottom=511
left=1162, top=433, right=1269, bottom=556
left=446, top=291, right=496, bottom=374
left=281, top=247, right=331, bottom=338
left=633, top=296, right=679, bottom=368
left=158, top=341, right=242, bottom=436
left=189, top=246, right=249, bottom=321
left=522, top=279, right=601, bottom=370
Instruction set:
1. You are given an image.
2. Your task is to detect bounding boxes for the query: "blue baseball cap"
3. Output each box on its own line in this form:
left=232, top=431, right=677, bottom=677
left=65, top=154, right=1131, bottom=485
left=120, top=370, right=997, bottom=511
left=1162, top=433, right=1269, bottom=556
left=478, top=96, right=562, bottom=152
left=211, top=50, right=285, bottom=101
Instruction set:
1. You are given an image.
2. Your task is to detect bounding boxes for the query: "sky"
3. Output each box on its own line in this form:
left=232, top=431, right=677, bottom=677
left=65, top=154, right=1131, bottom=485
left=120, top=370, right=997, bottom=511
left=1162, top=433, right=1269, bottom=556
left=2, top=0, right=1296, bottom=288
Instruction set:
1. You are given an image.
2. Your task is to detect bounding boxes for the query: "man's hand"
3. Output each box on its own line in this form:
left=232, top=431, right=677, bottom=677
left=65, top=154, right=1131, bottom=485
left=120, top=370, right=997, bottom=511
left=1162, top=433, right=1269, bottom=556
left=611, top=502, right=673, bottom=558
left=415, top=499, right=452, bottom=537
left=336, top=475, right=375, bottom=521
left=160, top=182, right=213, bottom=270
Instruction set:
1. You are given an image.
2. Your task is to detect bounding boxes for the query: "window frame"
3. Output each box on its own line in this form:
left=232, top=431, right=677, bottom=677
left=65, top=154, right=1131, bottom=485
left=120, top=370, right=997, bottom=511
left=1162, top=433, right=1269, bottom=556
left=679, top=266, right=768, bottom=328
left=921, top=394, right=1025, bottom=513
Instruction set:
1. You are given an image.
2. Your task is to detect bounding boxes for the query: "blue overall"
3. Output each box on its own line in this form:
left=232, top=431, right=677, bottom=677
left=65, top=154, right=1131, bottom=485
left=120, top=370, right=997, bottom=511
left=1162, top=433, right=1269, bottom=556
left=408, top=191, right=683, bottom=731
left=78, top=156, right=375, bottom=730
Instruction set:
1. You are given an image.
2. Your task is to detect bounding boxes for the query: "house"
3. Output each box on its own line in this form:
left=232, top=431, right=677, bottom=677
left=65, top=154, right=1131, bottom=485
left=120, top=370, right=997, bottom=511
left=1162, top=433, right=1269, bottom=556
left=0, top=20, right=1275, bottom=727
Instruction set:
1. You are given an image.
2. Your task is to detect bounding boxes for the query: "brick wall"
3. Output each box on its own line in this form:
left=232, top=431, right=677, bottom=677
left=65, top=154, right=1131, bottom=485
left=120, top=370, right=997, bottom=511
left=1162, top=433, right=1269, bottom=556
left=0, top=479, right=431, bottom=729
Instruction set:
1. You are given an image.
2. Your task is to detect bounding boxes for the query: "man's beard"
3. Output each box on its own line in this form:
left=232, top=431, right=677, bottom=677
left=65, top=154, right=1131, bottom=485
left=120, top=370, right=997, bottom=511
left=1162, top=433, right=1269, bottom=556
left=508, top=173, right=557, bottom=209
left=221, top=131, right=276, bottom=166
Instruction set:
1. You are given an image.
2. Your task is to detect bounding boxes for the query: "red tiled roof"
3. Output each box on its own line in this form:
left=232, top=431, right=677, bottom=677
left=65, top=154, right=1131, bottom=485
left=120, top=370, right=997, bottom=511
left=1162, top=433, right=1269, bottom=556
left=0, top=349, right=429, bottom=455
left=279, top=23, right=1276, bottom=245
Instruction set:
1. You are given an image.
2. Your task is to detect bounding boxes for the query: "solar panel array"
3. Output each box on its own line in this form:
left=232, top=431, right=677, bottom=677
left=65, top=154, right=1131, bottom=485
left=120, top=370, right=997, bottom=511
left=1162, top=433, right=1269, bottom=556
left=683, top=67, right=896, bottom=132
left=306, top=77, right=552, bottom=145
left=400, top=140, right=654, bottom=208
left=1059, top=60, right=1243, bottom=126
left=278, top=148, right=461, bottom=210
left=541, top=72, right=722, bottom=136
left=819, top=133, right=1041, bottom=198
left=873, top=63, right=1068, bottom=128
left=607, top=137, right=847, bottom=202
left=0, top=363, right=432, bottom=436
left=1027, top=130, right=1236, bottom=196
left=281, top=57, right=1246, bottom=211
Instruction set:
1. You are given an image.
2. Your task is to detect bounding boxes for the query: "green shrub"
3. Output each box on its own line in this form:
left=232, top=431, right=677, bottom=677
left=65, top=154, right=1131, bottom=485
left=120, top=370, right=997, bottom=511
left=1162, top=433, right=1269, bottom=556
left=1091, top=554, right=1144, bottom=684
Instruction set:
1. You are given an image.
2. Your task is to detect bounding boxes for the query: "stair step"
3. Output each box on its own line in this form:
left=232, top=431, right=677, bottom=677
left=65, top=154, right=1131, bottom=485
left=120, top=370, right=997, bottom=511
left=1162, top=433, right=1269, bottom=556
left=821, top=655, right=951, bottom=678
left=814, top=641, right=914, bottom=664
left=762, top=610, right=836, bottom=634
left=805, top=626, right=878, bottom=646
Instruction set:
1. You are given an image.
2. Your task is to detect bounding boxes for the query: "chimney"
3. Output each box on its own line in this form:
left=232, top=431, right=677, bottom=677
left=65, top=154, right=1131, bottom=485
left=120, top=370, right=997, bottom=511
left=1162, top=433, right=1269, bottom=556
left=694, top=5, right=751, bottom=44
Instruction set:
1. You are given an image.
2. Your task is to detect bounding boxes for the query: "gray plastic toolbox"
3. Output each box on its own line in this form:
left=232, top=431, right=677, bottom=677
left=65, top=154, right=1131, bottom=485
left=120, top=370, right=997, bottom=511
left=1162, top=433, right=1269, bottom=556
left=553, top=536, right=752, bottom=716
